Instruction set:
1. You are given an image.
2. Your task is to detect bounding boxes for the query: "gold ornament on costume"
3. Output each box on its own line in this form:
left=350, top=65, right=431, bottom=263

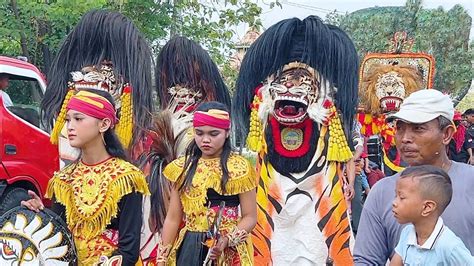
left=246, top=94, right=263, bottom=152
left=281, top=127, right=303, bottom=150
left=156, top=240, right=172, bottom=263
left=49, top=62, right=134, bottom=148
left=46, top=158, right=150, bottom=264
left=327, top=105, right=352, bottom=162
left=226, top=226, right=249, bottom=247
left=50, top=89, right=74, bottom=144
left=161, top=154, right=256, bottom=265
left=163, top=154, right=256, bottom=231
left=114, top=85, right=133, bottom=148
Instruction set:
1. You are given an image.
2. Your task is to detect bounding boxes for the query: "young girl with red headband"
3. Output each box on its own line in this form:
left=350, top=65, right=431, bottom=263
left=157, top=101, right=257, bottom=265
left=22, top=89, right=149, bottom=265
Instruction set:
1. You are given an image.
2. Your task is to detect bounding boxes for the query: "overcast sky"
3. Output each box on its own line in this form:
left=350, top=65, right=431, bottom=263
left=234, top=0, right=473, bottom=40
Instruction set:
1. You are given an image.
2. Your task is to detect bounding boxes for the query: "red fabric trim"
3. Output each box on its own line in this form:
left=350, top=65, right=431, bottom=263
left=193, top=111, right=230, bottom=129
left=81, top=156, right=113, bottom=166
left=254, top=84, right=263, bottom=96
left=123, top=85, right=132, bottom=93
left=270, top=117, right=313, bottom=157
left=67, top=95, right=118, bottom=125
left=101, top=229, right=119, bottom=247
left=453, top=125, right=466, bottom=153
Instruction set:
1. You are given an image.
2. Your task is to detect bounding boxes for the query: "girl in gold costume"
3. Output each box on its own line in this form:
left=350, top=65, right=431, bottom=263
left=157, top=101, right=257, bottom=265
left=22, top=89, right=149, bottom=265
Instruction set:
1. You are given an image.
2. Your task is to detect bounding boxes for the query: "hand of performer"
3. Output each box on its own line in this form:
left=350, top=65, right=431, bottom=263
left=209, top=236, right=229, bottom=261
left=20, top=190, right=44, bottom=212
left=469, top=156, right=474, bottom=165
left=344, top=183, right=355, bottom=201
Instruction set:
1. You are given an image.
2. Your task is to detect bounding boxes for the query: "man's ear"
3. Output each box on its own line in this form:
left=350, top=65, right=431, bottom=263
left=442, top=124, right=456, bottom=145
left=99, top=118, right=112, bottom=133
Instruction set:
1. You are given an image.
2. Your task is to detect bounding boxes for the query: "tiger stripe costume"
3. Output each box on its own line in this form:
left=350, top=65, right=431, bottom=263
left=233, top=16, right=359, bottom=265
left=252, top=127, right=353, bottom=265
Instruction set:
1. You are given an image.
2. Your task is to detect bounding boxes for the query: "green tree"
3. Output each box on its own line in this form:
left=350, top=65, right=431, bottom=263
left=0, top=0, right=108, bottom=75
left=0, top=0, right=270, bottom=77
left=326, top=1, right=473, bottom=101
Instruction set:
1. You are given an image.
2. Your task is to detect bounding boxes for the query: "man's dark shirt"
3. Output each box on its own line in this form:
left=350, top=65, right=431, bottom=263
left=448, top=135, right=470, bottom=163
left=467, top=124, right=474, bottom=149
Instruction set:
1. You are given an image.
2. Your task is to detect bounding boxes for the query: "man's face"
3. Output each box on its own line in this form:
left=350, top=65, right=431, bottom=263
left=0, top=76, right=9, bottom=90
left=394, top=119, right=449, bottom=166
left=466, top=114, right=474, bottom=125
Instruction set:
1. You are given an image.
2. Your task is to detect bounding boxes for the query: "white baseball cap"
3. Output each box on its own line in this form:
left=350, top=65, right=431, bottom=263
left=387, top=89, right=454, bottom=123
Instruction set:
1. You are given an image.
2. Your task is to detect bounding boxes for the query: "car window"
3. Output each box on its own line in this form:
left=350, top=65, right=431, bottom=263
left=6, top=79, right=44, bottom=129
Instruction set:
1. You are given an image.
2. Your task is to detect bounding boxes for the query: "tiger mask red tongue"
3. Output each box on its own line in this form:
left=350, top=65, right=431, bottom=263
left=380, top=96, right=402, bottom=112
left=282, top=105, right=297, bottom=115
left=275, top=101, right=306, bottom=119
left=273, top=99, right=308, bottom=124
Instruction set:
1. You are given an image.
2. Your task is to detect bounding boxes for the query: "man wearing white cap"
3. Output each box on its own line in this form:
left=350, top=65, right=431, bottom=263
left=353, top=89, right=474, bottom=264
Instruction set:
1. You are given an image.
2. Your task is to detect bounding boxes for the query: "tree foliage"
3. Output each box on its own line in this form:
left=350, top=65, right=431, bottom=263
left=0, top=0, right=268, bottom=77
left=0, top=0, right=108, bottom=75
left=326, top=0, right=473, bottom=101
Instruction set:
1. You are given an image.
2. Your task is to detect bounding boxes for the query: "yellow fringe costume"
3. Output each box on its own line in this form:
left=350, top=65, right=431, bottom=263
left=162, top=154, right=256, bottom=265
left=46, top=157, right=150, bottom=265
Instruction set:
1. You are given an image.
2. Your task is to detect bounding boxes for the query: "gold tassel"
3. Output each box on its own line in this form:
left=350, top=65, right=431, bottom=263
left=115, top=85, right=133, bottom=149
left=205, top=166, right=256, bottom=196
left=246, top=95, right=263, bottom=152
left=50, top=89, right=75, bottom=145
left=327, top=106, right=353, bottom=162
left=47, top=160, right=149, bottom=240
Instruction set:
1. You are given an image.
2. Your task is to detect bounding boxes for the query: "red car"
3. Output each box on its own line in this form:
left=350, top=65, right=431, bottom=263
left=0, top=56, right=59, bottom=215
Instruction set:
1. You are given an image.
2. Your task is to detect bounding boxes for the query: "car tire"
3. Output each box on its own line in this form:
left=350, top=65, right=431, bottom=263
left=0, top=187, right=30, bottom=216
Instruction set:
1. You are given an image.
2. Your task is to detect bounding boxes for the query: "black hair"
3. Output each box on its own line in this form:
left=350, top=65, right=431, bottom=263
left=232, top=16, right=359, bottom=148
left=41, top=10, right=153, bottom=146
left=155, top=36, right=231, bottom=109
left=400, top=165, right=452, bottom=214
left=437, top=116, right=452, bottom=130
left=177, top=101, right=232, bottom=193
left=80, top=89, right=128, bottom=161
left=463, top=108, right=474, bottom=116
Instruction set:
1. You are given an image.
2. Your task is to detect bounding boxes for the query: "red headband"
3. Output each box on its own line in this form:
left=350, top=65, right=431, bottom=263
left=193, top=109, right=230, bottom=129
left=67, top=91, right=118, bottom=125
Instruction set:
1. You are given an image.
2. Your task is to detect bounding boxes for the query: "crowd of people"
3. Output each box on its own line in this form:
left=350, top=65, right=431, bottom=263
left=345, top=105, right=474, bottom=238
left=0, top=9, right=472, bottom=266
left=354, top=90, right=474, bottom=265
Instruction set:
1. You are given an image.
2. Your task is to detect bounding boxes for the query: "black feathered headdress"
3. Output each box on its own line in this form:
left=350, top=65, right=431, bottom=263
left=155, top=36, right=231, bottom=110
left=41, top=10, right=153, bottom=147
left=233, top=16, right=359, bottom=144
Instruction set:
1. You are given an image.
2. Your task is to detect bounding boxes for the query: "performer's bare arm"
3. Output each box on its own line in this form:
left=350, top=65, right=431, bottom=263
left=237, top=189, right=258, bottom=232
left=160, top=186, right=183, bottom=251
left=352, top=144, right=364, bottom=161
left=345, top=160, right=356, bottom=200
